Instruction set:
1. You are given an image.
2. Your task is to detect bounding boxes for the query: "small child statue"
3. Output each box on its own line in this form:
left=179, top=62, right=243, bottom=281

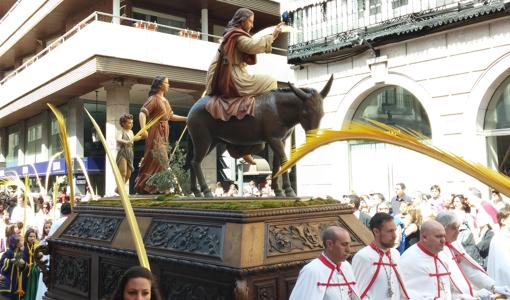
left=116, top=114, right=141, bottom=191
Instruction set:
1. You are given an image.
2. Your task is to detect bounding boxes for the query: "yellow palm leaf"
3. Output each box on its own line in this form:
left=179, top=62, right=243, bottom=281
left=84, top=108, right=150, bottom=270
left=130, top=112, right=165, bottom=142
left=276, top=121, right=510, bottom=198
left=47, top=103, right=75, bottom=207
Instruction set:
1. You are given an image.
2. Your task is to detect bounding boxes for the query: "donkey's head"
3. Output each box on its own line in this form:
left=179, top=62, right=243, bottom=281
left=288, top=75, right=333, bottom=131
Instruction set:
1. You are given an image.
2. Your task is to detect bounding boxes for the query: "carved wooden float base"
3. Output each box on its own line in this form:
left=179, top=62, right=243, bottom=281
left=44, top=197, right=372, bottom=300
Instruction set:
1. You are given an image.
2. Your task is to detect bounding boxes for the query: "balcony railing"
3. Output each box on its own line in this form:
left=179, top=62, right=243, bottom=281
left=287, top=0, right=505, bottom=45
left=0, top=11, right=287, bottom=85
left=0, top=0, right=23, bottom=25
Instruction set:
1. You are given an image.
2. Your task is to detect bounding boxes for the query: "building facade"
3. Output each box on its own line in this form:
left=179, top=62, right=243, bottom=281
left=0, top=0, right=290, bottom=196
left=282, top=0, right=510, bottom=199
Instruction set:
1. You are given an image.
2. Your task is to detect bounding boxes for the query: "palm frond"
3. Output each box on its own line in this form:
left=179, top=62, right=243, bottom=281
left=84, top=108, right=150, bottom=270
left=47, top=103, right=75, bottom=207
left=275, top=121, right=510, bottom=198
left=130, top=112, right=165, bottom=142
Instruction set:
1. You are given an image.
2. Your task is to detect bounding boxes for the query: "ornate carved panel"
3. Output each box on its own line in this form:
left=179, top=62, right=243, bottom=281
left=254, top=280, right=277, bottom=300
left=54, top=255, right=90, bottom=296
left=267, top=218, right=367, bottom=257
left=99, top=261, right=128, bottom=300
left=63, top=215, right=122, bottom=241
left=267, top=221, right=335, bottom=256
left=161, top=273, right=231, bottom=300
left=144, top=220, right=223, bottom=258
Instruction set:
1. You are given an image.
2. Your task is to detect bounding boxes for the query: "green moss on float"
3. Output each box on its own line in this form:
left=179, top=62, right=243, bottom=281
left=79, top=197, right=339, bottom=210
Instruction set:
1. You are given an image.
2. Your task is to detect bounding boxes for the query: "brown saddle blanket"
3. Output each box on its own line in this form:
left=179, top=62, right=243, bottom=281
left=205, top=95, right=255, bottom=121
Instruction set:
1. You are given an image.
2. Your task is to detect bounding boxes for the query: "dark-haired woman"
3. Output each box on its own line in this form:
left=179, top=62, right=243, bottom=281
left=110, top=266, right=162, bottom=300
left=134, top=76, right=187, bottom=194
left=23, top=228, right=40, bottom=300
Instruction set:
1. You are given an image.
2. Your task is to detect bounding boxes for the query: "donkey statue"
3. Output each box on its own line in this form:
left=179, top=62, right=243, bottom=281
left=187, top=75, right=333, bottom=197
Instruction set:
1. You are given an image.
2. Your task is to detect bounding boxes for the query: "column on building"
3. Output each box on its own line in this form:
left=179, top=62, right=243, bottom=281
left=201, top=8, right=208, bottom=41
left=103, top=79, right=132, bottom=197
left=18, top=121, right=25, bottom=168
left=112, top=0, right=121, bottom=24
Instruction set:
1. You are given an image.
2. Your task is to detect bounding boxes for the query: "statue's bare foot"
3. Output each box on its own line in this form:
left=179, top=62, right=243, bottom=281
left=242, top=154, right=256, bottom=165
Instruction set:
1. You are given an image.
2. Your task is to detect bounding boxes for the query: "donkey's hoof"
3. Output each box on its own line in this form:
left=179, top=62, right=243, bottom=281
left=192, top=190, right=203, bottom=197
left=203, top=191, right=214, bottom=198
left=284, top=188, right=296, bottom=197
left=274, top=189, right=285, bottom=197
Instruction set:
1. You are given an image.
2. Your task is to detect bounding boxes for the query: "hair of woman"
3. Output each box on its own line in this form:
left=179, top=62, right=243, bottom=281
left=148, top=76, right=167, bottom=97
left=110, top=266, right=162, bottom=300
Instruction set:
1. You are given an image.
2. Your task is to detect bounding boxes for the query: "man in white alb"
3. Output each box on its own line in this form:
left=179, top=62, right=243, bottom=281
left=290, top=226, right=360, bottom=300
left=436, top=211, right=510, bottom=299
left=352, top=212, right=409, bottom=299
left=400, top=220, right=453, bottom=300
left=488, top=206, right=510, bottom=287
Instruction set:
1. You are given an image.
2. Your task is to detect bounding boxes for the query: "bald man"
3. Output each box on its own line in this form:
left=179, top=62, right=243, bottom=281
left=400, top=220, right=453, bottom=299
left=290, top=226, right=360, bottom=300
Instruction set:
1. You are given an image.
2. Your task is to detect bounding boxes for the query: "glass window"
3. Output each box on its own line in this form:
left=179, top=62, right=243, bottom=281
left=485, top=76, right=510, bottom=130
left=48, top=106, right=68, bottom=157
left=6, top=129, right=19, bottom=167
left=83, top=102, right=106, bottom=157
left=26, top=123, right=42, bottom=163
left=353, top=86, right=431, bottom=138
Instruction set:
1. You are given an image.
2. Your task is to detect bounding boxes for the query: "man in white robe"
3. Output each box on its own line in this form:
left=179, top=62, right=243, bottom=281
left=290, top=226, right=360, bottom=300
left=400, top=220, right=453, bottom=300
left=488, top=206, right=510, bottom=287
left=352, top=213, right=409, bottom=299
left=436, top=211, right=501, bottom=299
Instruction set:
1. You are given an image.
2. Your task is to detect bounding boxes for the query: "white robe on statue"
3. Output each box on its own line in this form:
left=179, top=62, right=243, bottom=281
left=290, top=253, right=360, bottom=300
left=487, top=230, right=510, bottom=286
left=443, top=241, right=495, bottom=298
left=352, top=243, right=410, bottom=299
left=400, top=242, right=453, bottom=300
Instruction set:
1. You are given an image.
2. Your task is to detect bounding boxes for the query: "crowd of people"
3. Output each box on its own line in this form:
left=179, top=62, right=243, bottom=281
left=212, top=176, right=275, bottom=198
left=0, top=189, right=71, bottom=300
left=290, top=182, right=510, bottom=299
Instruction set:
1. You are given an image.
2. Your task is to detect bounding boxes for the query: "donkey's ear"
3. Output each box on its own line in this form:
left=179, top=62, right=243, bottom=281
left=320, top=75, right=334, bottom=99
left=289, top=82, right=308, bottom=101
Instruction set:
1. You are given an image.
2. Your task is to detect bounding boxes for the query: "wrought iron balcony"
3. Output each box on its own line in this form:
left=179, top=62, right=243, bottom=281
left=285, top=0, right=510, bottom=63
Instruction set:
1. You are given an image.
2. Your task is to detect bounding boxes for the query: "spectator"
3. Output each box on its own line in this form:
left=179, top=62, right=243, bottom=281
left=110, top=266, right=162, bottom=300
left=429, top=184, right=444, bottom=215
left=402, top=205, right=422, bottom=250
left=260, top=176, right=275, bottom=197
left=349, top=195, right=371, bottom=229
left=487, top=206, right=510, bottom=286
left=213, top=182, right=224, bottom=197
left=390, top=183, right=412, bottom=216
left=226, top=184, right=238, bottom=197
left=243, top=180, right=260, bottom=197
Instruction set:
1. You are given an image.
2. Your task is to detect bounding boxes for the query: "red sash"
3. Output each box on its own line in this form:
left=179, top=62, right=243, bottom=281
left=317, top=254, right=359, bottom=298
left=417, top=242, right=460, bottom=299
left=359, top=243, right=410, bottom=299
left=446, top=242, right=487, bottom=297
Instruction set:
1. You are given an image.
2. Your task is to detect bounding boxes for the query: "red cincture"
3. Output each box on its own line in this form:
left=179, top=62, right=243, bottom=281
left=445, top=242, right=486, bottom=297
left=417, top=242, right=459, bottom=299
left=317, top=254, right=359, bottom=298
left=359, top=243, right=410, bottom=299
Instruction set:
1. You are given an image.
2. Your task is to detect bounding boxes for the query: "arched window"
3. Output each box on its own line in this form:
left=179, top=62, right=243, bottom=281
left=485, top=76, right=510, bottom=130
left=349, top=86, right=433, bottom=200
left=353, top=86, right=431, bottom=137
left=484, top=76, right=510, bottom=174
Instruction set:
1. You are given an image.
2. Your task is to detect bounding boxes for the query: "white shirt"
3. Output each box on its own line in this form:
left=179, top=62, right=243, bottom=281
left=487, top=230, right=510, bottom=286
left=442, top=240, right=495, bottom=298
left=400, top=243, right=453, bottom=300
left=290, top=253, right=360, bottom=300
left=352, top=243, right=409, bottom=299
